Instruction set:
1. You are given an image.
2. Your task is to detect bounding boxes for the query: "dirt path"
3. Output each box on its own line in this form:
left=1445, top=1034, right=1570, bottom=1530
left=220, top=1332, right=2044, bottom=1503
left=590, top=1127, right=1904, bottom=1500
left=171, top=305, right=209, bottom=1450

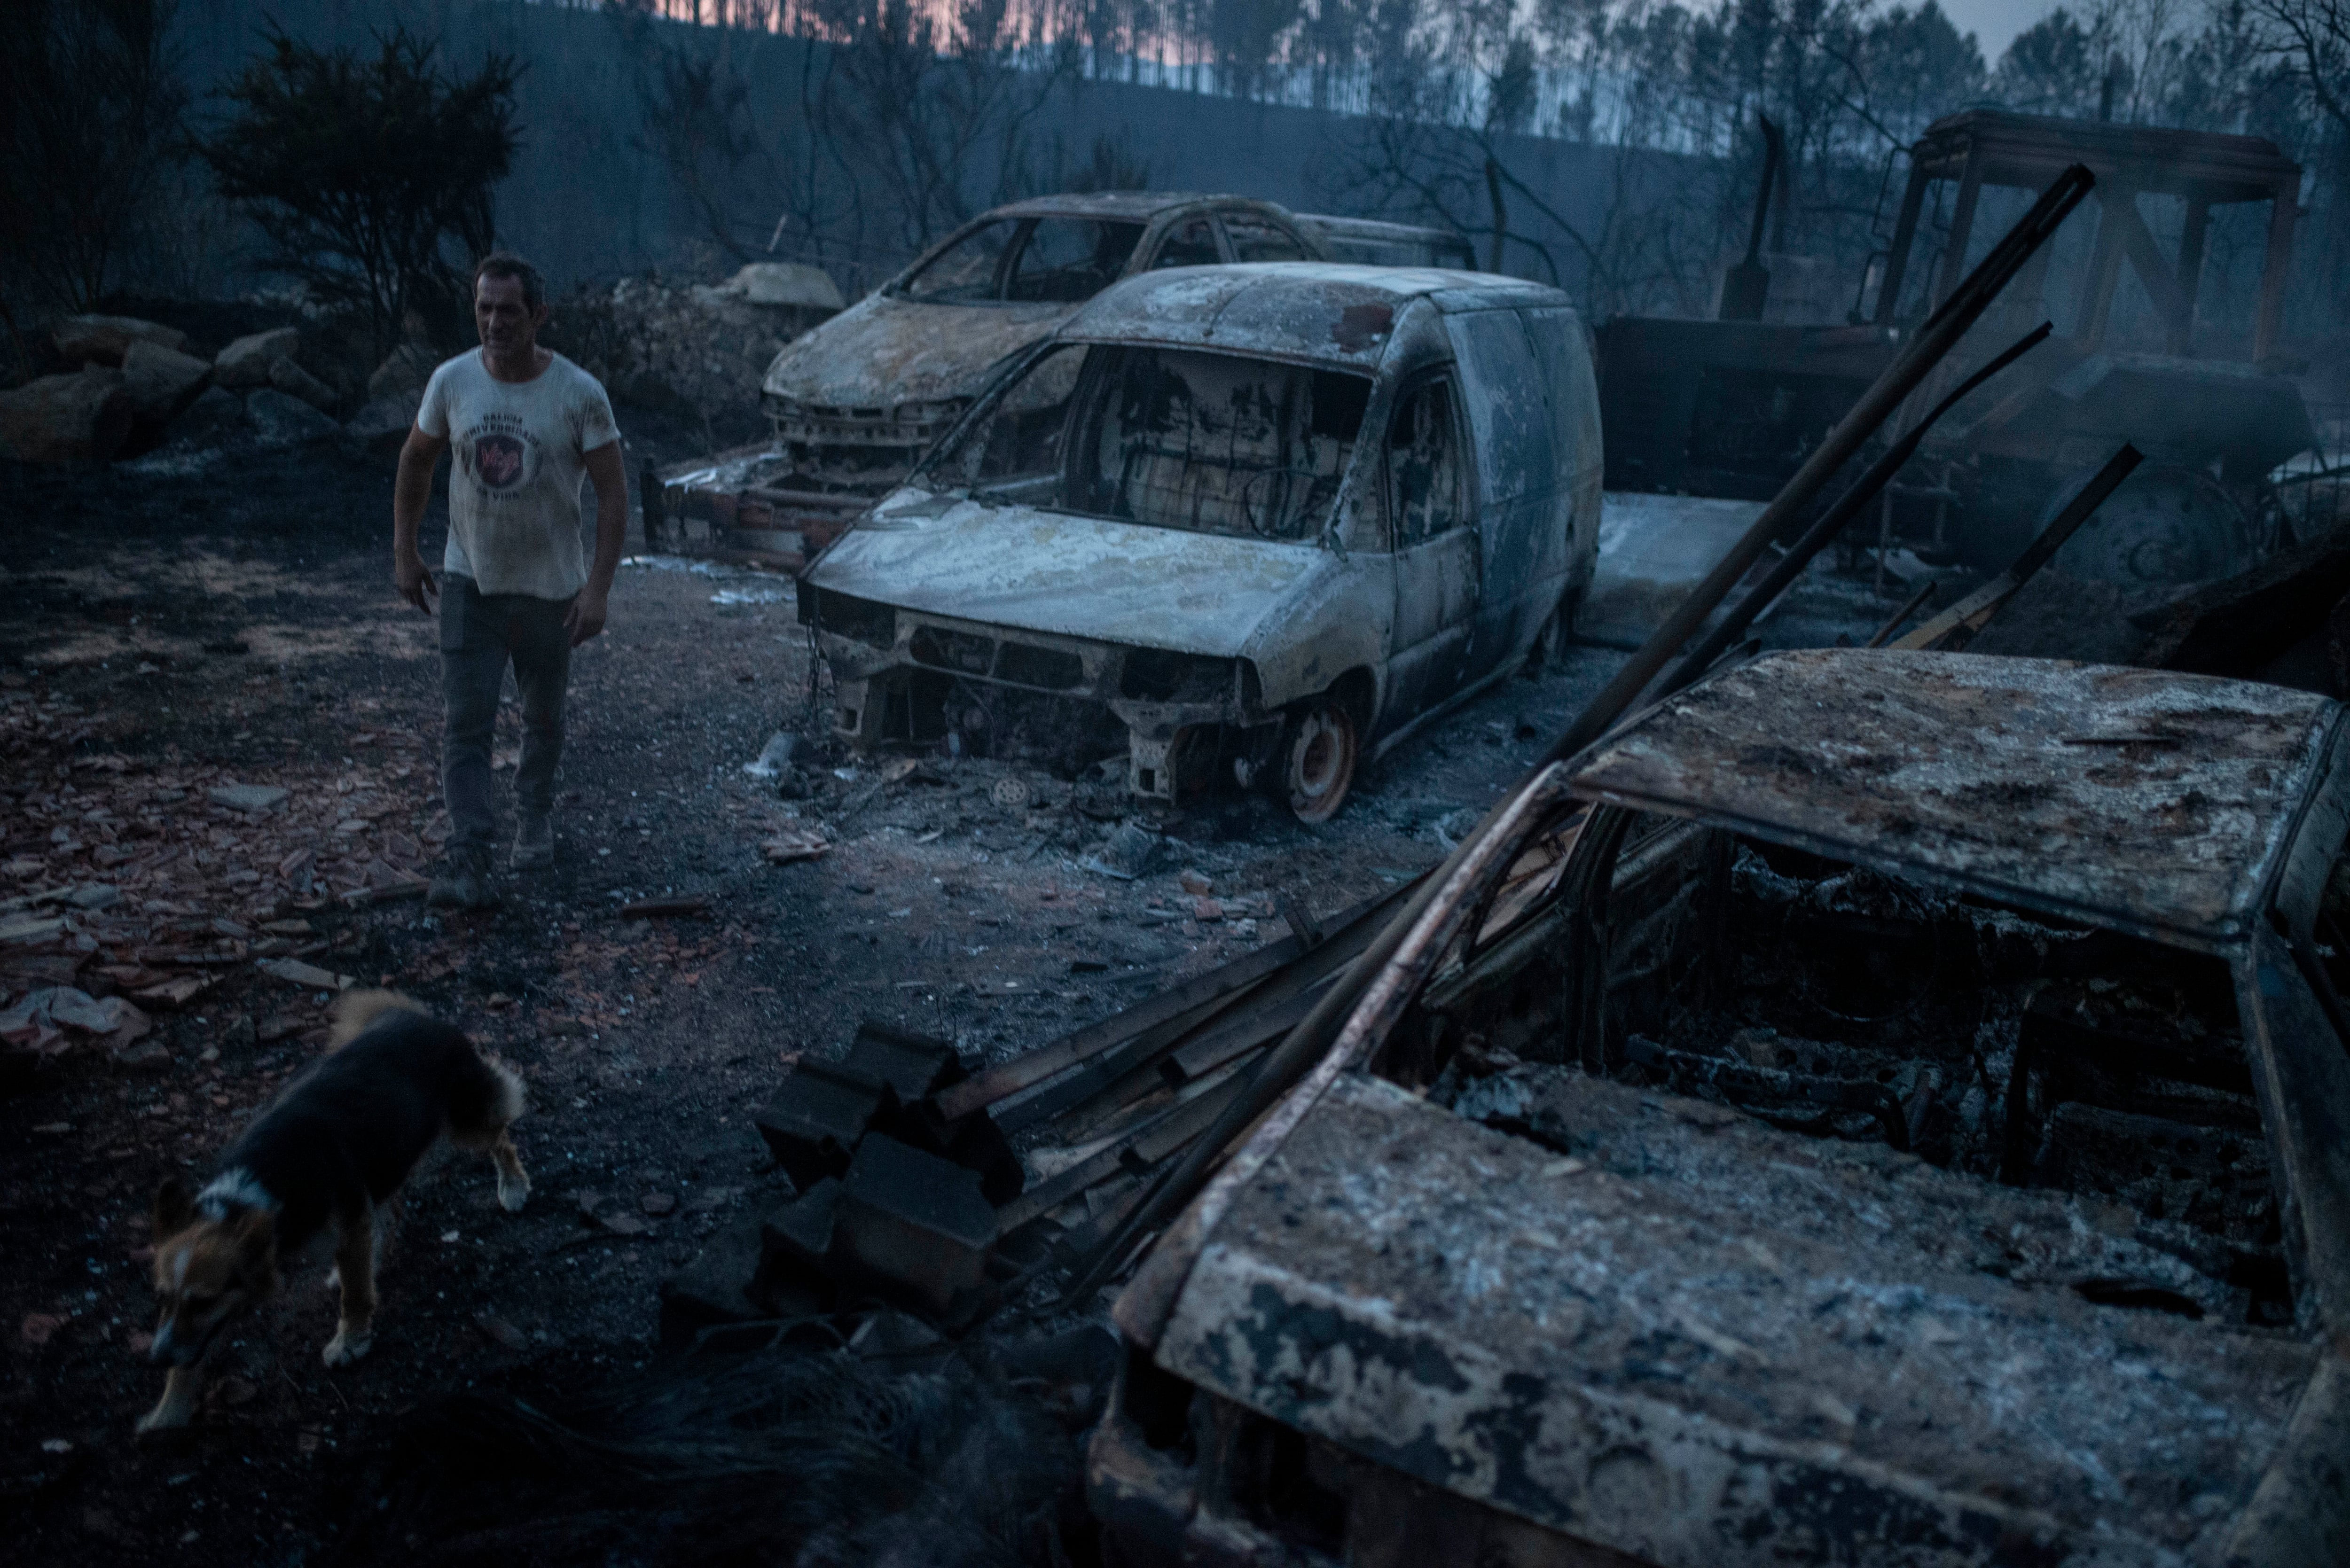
left=0, top=432, right=1888, bottom=1564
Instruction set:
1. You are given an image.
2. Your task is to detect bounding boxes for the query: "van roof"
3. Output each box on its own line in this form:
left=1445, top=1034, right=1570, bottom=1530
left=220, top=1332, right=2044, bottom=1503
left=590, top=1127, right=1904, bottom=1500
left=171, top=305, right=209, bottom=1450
left=1060, top=262, right=1566, bottom=370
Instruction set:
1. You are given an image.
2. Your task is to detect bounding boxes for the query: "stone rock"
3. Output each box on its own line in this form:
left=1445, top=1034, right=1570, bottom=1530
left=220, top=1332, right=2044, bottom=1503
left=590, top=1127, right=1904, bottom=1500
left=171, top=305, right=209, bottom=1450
left=118, top=340, right=212, bottom=422
left=246, top=388, right=338, bottom=448
left=719, top=262, right=845, bottom=311
left=207, top=783, right=288, bottom=813
left=344, top=390, right=420, bottom=455
left=0, top=370, right=133, bottom=463
left=269, top=356, right=339, bottom=413
left=214, top=327, right=300, bottom=390
left=52, top=314, right=187, bottom=367
left=367, top=343, right=439, bottom=401
left=167, top=385, right=247, bottom=447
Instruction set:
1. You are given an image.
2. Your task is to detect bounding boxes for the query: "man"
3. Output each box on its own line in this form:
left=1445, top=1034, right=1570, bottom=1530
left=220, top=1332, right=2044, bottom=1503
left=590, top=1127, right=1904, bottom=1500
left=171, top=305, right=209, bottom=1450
left=392, top=253, right=626, bottom=910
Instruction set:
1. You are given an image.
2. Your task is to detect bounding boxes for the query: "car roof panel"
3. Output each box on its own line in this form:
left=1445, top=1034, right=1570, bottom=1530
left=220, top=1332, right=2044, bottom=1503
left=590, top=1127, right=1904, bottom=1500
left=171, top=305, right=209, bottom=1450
left=1567, top=649, right=2340, bottom=949
left=978, top=191, right=1231, bottom=220
left=1058, top=264, right=1566, bottom=370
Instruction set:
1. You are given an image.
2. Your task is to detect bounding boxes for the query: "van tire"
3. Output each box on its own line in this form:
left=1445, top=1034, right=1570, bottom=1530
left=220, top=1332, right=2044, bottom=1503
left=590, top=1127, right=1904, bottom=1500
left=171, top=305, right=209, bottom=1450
left=1523, top=591, right=1575, bottom=676
left=1284, top=698, right=1358, bottom=823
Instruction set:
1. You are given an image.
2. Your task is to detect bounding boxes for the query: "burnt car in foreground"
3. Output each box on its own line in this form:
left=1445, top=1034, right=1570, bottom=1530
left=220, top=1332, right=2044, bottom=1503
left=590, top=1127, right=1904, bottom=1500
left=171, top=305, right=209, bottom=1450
left=1092, top=648, right=2350, bottom=1566
left=797, top=264, right=1603, bottom=820
left=655, top=193, right=1324, bottom=560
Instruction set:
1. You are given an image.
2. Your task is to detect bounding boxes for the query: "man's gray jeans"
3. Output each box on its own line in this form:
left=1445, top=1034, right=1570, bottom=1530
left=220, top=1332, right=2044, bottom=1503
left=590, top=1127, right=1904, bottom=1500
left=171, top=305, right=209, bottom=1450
left=440, top=573, right=571, bottom=852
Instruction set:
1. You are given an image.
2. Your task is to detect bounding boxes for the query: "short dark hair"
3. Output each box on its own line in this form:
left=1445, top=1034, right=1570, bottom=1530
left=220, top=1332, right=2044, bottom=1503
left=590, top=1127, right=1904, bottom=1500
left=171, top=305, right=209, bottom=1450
left=472, top=252, right=544, bottom=310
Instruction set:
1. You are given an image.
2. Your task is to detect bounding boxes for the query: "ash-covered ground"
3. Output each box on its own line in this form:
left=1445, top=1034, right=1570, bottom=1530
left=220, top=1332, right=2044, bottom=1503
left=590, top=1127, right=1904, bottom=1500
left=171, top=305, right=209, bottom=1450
left=0, top=420, right=1891, bottom=1566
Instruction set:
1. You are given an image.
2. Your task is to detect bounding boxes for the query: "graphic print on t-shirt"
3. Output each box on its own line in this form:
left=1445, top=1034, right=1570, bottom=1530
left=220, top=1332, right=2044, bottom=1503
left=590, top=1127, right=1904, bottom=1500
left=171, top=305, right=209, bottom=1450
left=477, top=433, right=526, bottom=488
left=464, top=411, right=538, bottom=495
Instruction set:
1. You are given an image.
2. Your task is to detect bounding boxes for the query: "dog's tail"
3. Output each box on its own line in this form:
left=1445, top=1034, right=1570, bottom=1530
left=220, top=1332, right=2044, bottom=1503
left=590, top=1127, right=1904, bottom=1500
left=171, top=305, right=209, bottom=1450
left=330, top=989, right=428, bottom=1051
left=447, top=1045, right=526, bottom=1143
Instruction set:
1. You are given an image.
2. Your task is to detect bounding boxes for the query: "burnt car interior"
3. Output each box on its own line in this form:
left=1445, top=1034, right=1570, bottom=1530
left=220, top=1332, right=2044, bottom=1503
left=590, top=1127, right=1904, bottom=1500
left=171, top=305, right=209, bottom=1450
left=1387, top=374, right=1465, bottom=542
left=1373, top=804, right=2317, bottom=1331
left=936, top=343, right=1374, bottom=543
left=1096, top=788, right=2343, bottom=1563
left=900, top=216, right=1147, bottom=304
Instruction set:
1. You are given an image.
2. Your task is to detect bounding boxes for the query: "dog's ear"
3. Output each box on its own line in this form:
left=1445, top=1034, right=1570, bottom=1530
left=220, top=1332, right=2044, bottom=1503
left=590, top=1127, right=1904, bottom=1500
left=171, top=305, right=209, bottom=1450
left=153, top=1178, right=196, bottom=1241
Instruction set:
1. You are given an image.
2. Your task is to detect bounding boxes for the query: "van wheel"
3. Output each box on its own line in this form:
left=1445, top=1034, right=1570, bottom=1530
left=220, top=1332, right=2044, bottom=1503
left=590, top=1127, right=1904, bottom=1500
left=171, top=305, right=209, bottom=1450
left=1523, top=593, right=1574, bottom=676
left=1284, top=699, right=1358, bottom=823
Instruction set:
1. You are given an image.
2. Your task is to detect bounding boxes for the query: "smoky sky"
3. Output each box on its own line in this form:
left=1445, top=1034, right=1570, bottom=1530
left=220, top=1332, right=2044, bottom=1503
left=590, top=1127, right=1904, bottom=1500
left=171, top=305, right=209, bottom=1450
left=1940, top=0, right=2064, bottom=60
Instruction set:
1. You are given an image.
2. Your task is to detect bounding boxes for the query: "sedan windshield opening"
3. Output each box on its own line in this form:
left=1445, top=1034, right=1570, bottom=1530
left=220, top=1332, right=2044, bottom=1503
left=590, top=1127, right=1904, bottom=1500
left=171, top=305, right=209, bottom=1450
left=1008, top=218, right=1145, bottom=302
left=901, top=219, right=1021, bottom=303
left=902, top=217, right=1145, bottom=305
left=929, top=343, right=1372, bottom=543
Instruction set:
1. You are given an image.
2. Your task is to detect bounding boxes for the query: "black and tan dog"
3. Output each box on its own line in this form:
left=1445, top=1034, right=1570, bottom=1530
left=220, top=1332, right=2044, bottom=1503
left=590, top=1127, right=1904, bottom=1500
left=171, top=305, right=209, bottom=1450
left=140, top=991, right=530, bottom=1434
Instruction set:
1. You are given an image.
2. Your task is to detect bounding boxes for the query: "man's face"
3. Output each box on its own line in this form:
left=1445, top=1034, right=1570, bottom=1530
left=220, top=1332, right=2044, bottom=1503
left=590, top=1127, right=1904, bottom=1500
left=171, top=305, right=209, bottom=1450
left=475, top=273, right=544, bottom=355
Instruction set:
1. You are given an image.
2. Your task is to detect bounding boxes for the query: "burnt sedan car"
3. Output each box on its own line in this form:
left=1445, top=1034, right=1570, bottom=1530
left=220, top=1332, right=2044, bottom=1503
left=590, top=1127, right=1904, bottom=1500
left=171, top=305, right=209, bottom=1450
left=657, top=193, right=1323, bottom=558
left=797, top=264, right=1604, bottom=820
left=1091, top=649, right=2350, bottom=1566
left=1293, top=213, right=1479, bottom=270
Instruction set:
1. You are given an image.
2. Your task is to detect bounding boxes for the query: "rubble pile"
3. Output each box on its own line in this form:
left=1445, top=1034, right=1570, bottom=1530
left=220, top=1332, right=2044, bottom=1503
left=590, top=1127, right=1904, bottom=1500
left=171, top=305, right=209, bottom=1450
left=548, top=263, right=842, bottom=436
left=657, top=883, right=1412, bottom=1342
left=0, top=677, right=444, bottom=1073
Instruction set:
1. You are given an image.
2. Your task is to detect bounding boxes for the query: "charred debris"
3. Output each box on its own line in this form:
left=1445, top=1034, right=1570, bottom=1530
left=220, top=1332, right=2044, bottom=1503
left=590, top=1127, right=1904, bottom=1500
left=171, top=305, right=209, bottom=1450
left=612, top=159, right=2350, bottom=1566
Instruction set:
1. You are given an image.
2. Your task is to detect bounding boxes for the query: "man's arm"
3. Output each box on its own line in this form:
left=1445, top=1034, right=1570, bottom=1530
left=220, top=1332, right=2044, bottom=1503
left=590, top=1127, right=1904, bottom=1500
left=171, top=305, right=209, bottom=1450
left=566, top=440, right=628, bottom=646
left=393, top=425, right=450, bottom=612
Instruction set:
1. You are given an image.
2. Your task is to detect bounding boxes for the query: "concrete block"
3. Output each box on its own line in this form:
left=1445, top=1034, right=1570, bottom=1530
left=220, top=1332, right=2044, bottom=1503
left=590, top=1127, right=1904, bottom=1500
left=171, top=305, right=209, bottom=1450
left=754, top=1060, right=890, bottom=1192
left=833, top=1133, right=997, bottom=1317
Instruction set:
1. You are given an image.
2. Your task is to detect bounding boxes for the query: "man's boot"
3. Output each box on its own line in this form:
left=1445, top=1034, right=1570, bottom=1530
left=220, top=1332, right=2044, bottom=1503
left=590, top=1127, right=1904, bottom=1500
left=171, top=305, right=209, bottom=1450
left=428, top=845, right=497, bottom=910
left=513, top=811, right=554, bottom=870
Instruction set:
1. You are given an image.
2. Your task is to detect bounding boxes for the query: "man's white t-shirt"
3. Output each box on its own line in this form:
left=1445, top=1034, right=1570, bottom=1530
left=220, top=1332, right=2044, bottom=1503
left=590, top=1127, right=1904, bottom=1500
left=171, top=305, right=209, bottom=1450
left=415, top=349, right=621, bottom=600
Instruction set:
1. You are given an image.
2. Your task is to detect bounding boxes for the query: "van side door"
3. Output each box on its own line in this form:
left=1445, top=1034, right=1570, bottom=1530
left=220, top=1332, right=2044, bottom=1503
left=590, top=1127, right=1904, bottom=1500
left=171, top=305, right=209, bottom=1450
left=1381, top=369, right=1482, bottom=720
left=1517, top=306, right=1606, bottom=608
left=1445, top=309, right=1558, bottom=674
